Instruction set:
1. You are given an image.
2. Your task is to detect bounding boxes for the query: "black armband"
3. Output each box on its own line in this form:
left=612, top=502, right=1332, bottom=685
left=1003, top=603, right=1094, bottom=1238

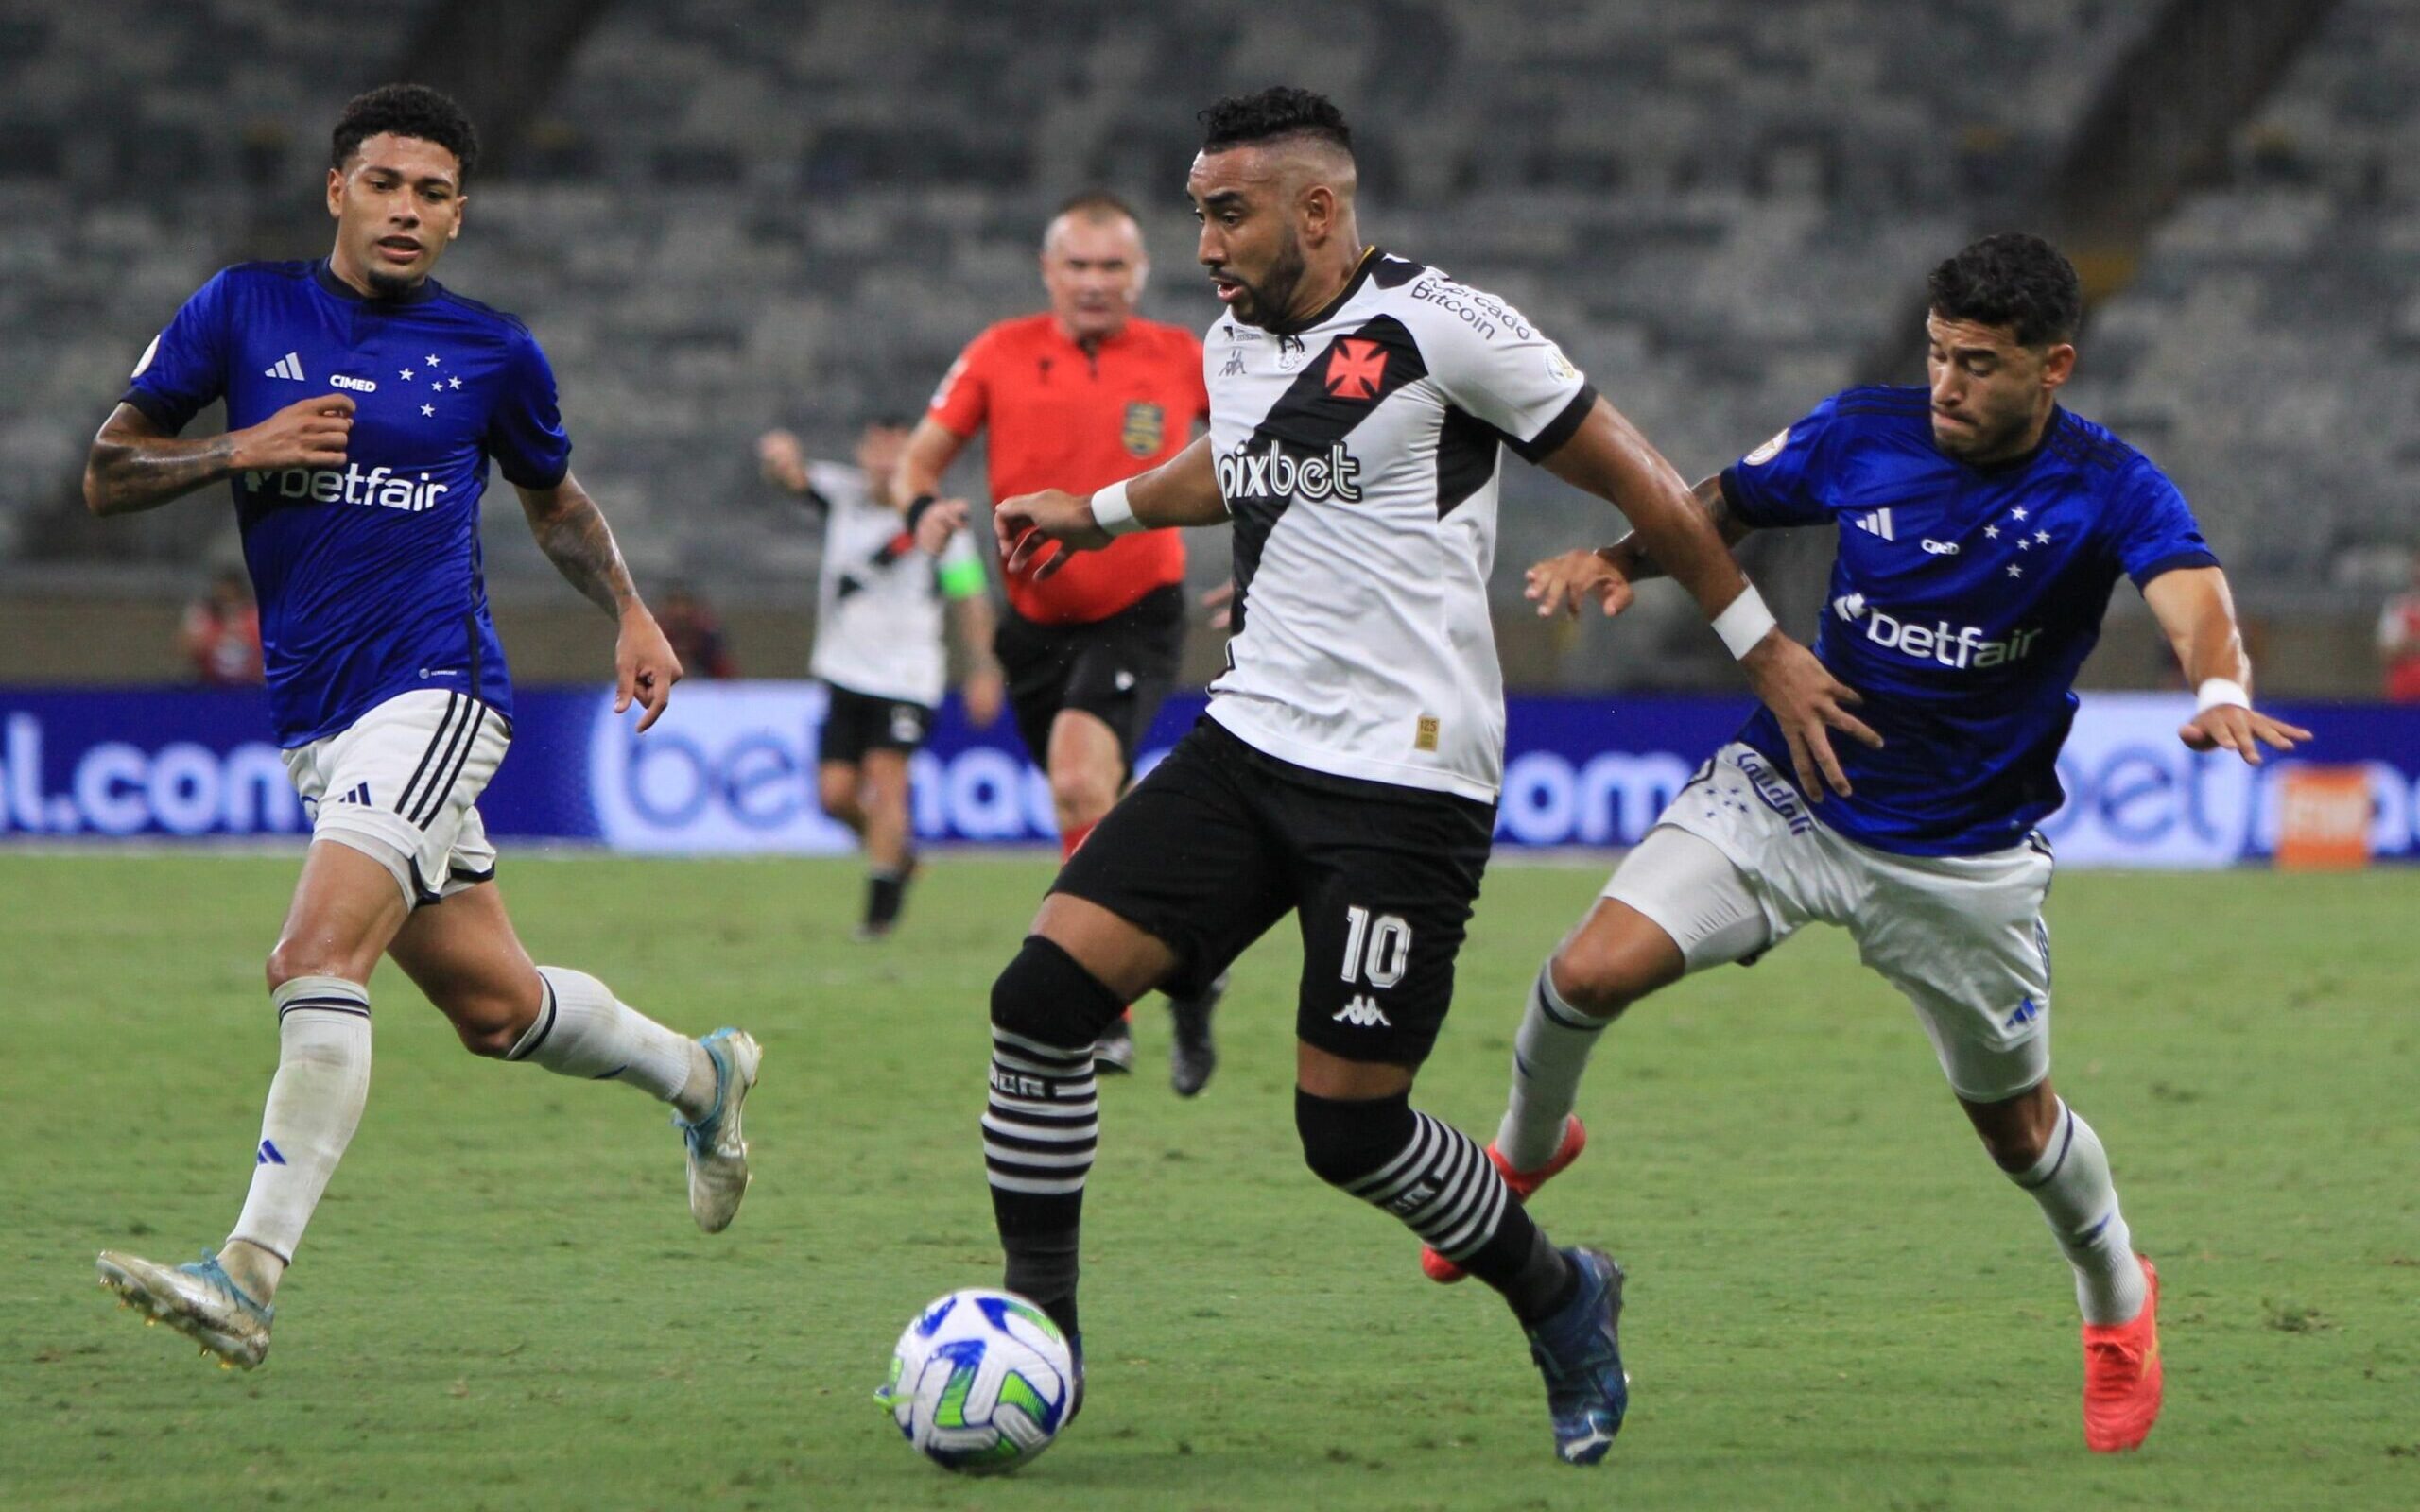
left=905, top=493, right=938, bottom=533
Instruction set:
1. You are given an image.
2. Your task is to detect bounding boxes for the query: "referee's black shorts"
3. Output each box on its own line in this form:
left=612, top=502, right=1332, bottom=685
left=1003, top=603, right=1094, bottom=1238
left=1051, top=716, right=1495, bottom=1068
left=994, top=583, right=1185, bottom=776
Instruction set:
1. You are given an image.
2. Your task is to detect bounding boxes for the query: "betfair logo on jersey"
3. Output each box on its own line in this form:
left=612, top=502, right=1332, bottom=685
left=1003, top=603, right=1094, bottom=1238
left=242, top=464, right=451, bottom=513
left=1217, top=440, right=1364, bottom=504
left=1835, top=596, right=2042, bottom=669
left=1121, top=401, right=1165, bottom=457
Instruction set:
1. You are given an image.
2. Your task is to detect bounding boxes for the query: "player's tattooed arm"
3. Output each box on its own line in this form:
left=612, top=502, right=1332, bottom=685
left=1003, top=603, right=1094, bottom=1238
left=83, top=397, right=354, bottom=517
left=2142, top=566, right=2311, bottom=765
left=518, top=472, right=683, bottom=730
left=519, top=472, right=642, bottom=617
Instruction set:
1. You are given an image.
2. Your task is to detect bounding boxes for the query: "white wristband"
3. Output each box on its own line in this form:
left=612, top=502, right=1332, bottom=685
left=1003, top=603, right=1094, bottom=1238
left=2195, top=677, right=2250, bottom=713
left=1711, top=584, right=1778, bottom=661
left=1088, top=480, right=1144, bottom=536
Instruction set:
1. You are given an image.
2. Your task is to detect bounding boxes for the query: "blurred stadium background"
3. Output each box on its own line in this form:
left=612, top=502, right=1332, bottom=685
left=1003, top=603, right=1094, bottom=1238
left=2, top=0, right=2412, bottom=697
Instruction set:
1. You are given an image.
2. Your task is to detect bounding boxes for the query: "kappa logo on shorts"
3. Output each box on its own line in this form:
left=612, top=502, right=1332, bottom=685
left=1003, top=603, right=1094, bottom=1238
left=1332, top=994, right=1392, bottom=1028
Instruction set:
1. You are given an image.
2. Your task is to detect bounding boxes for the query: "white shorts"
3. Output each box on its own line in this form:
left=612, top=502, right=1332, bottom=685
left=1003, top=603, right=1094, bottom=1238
left=1602, top=742, right=2054, bottom=1103
left=283, top=690, right=511, bottom=908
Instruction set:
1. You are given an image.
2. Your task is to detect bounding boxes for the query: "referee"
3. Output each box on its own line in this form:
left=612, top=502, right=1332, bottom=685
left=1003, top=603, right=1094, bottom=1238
left=897, top=192, right=1223, bottom=1092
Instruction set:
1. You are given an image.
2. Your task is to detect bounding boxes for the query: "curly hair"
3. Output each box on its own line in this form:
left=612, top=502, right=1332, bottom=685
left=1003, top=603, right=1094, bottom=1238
left=1198, top=86, right=1353, bottom=155
left=1927, top=232, right=2082, bottom=348
left=331, top=83, right=480, bottom=180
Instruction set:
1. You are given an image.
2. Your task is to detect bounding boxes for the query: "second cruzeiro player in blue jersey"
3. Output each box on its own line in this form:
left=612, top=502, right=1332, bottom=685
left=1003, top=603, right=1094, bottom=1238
left=83, top=85, right=765, bottom=1372
left=1449, top=234, right=2309, bottom=1453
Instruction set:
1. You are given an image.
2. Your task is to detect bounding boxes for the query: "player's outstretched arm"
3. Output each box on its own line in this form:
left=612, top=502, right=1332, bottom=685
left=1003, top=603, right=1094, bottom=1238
left=2142, top=566, right=2311, bottom=765
left=516, top=472, right=682, bottom=731
left=994, top=437, right=1224, bottom=580
left=1540, top=399, right=1880, bottom=798
left=83, top=397, right=354, bottom=517
left=1524, top=475, right=1755, bottom=621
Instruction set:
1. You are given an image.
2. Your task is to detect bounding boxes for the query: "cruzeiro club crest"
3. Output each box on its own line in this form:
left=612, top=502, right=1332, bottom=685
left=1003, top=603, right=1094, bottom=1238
left=1121, top=401, right=1166, bottom=458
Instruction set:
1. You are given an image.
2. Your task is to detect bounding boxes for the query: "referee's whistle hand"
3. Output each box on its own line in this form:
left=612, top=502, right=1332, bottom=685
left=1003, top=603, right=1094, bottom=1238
left=233, top=394, right=354, bottom=472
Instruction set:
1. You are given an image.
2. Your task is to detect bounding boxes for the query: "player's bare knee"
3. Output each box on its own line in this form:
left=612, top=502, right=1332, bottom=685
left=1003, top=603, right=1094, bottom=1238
left=1966, top=1081, right=2060, bottom=1171
left=817, top=769, right=862, bottom=824
left=1048, top=766, right=1116, bottom=831
left=266, top=937, right=352, bottom=993
left=1548, top=937, right=1651, bottom=1019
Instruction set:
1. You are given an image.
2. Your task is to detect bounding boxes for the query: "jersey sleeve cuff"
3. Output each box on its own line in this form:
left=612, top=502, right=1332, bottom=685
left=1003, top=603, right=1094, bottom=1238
left=116, top=387, right=185, bottom=433
left=2128, top=549, right=2220, bottom=589
left=498, top=460, right=572, bottom=490
left=1717, top=467, right=1776, bottom=527
left=1508, top=384, right=1598, bottom=463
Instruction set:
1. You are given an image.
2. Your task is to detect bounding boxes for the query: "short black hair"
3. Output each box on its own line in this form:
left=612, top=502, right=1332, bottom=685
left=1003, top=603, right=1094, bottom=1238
left=1198, top=87, right=1353, bottom=156
left=331, top=83, right=479, bottom=180
left=1056, top=189, right=1139, bottom=223
left=1927, top=232, right=2082, bottom=348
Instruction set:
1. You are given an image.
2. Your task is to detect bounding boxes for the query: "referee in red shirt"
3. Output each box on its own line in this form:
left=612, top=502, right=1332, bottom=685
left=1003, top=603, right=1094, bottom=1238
left=897, top=192, right=1223, bottom=1091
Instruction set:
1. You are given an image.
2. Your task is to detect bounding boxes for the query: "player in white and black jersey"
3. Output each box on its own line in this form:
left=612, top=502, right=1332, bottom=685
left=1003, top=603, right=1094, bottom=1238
left=973, top=88, right=1877, bottom=1465
left=759, top=421, right=1002, bottom=938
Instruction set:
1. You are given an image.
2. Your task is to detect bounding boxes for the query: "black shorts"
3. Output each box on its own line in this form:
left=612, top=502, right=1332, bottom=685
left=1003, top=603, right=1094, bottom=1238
left=994, top=583, right=1185, bottom=776
left=817, top=681, right=933, bottom=765
left=1052, top=717, right=1495, bottom=1067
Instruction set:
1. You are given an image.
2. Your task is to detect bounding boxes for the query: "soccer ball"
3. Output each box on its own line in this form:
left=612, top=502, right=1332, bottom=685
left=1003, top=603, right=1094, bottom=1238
left=878, top=1288, right=1075, bottom=1474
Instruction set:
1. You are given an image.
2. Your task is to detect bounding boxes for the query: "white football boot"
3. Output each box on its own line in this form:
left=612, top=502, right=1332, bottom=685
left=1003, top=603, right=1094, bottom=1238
left=676, top=1028, right=761, bottom=1233
left=95, top=1250, right=274, bottom=1369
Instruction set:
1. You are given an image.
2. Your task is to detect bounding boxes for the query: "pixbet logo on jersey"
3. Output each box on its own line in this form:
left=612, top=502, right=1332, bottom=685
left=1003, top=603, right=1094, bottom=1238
left=1216, top=440, right=1363, bottom=504
left=1833, top=593, right=2041, bottom=669
left=243, top=464, right=451, bottom=513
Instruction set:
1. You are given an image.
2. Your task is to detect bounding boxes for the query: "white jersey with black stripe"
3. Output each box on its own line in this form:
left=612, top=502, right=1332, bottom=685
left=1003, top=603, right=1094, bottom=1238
left=805, top=461, right=979, bottom=708
left=1203, top=249, right=1594, bottom=802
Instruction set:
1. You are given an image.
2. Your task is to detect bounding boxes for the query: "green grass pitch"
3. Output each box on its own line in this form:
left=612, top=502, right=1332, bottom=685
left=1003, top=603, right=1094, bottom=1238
left=3, top=853, right=2415, bottom=1510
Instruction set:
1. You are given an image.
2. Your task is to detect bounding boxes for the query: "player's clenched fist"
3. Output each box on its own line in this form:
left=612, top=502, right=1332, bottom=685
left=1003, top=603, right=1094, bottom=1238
left=232, top=394, right=354, bottom=472
left=994, top=489, right=1109, bottom=578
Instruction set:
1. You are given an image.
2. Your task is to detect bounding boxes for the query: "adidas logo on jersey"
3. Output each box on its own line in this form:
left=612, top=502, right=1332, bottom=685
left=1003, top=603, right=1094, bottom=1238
left=1853, top=508, right=1895, bottom=541
left=242, top=463, right=451, bottom=513
left=1216, top=439, right=1364, bottom=505
left=264, top=352, right=306, bottom=382
left=1332, top=994, right=1392, bottom=1028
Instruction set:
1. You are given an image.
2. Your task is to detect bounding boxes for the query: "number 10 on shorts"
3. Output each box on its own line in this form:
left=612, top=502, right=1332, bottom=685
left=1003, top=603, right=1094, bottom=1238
left=1340, top=905, right=1412, bottom=988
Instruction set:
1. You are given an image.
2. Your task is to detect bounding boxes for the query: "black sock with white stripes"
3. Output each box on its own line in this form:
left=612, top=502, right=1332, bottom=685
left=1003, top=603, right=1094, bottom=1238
left=985, top=1026, right=1099, bottom=1337
left=1298, top=1090, right=1577, bottom=1324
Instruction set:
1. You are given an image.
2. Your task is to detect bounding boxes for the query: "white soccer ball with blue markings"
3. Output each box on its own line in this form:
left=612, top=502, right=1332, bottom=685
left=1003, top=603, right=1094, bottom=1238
left=879, top=1287, right=1074, bottom=1474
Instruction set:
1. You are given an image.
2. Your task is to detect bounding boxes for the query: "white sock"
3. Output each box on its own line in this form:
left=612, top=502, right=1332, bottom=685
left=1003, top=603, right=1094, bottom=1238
left=510, top=966, right=710, bottom=1117
left=2011, top=1099, right=2146, bottom=1325
left=227, top=977, right=372, bottom=1275
left=1495, top=964, right=1609, bottom=1172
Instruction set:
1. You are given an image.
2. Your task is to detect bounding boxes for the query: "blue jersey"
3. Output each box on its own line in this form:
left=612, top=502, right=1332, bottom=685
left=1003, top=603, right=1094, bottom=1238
left=1720, top=385, right=2217, bottom=857
left=122, top=260, right=571, bottom=747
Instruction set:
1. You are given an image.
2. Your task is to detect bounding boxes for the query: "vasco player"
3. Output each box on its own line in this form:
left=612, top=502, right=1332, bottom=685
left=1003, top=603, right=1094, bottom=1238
left=1471, top=234, right=2310, bottom=1452
left=981, top=88, right=1874, bottom=1465
left=81, top=86, right=761, bottom=1368
left=758, top=420, right=1003, bottom=939
left=898, top=190, right=1224, bottom=1090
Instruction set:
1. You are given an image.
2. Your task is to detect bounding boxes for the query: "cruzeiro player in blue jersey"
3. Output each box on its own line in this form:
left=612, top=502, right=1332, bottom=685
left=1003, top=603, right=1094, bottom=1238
left=1436, top=234, right=2309, bottom=1452
left=79, top=85, right=763, bottom=1369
